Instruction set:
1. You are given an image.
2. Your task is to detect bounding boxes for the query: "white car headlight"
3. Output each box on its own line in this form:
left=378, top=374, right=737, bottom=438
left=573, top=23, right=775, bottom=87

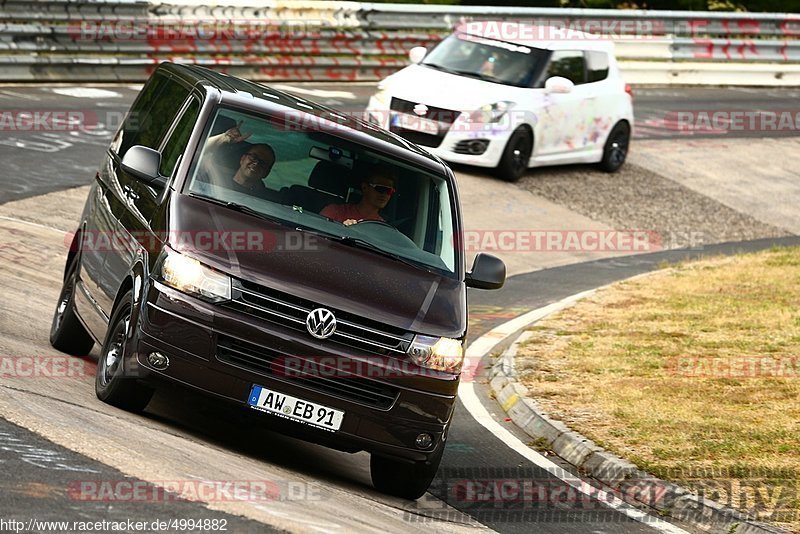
left=408, top=335, right=464, bottom=374
left=158, top=247, right=231, bottom=303
left=468, top=101, right=514, bottom=123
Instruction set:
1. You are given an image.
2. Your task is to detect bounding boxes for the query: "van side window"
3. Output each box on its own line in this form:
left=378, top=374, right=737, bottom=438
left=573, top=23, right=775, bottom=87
left=586, top=51, right=609, bottom=83
left=545, top=50, right=586, bottom=85
left=112, top=74, right=191, bottom=158
left=159, top=97, right=201, bottom=179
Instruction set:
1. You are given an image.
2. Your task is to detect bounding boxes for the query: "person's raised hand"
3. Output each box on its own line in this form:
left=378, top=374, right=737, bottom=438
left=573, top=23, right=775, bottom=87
left=223, top=120, right=253, bottom=144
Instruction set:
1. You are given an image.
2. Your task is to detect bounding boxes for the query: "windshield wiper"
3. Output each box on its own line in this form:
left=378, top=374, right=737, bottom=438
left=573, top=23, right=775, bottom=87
left=188, top=193, right=285, bottom=225
left=448, top=68, right=499, bottom=82
left=421, top=62, right=460, bottom=75
left=335, top=235, right=435, bottom=274
left=424, top=64, right=499, bottom=82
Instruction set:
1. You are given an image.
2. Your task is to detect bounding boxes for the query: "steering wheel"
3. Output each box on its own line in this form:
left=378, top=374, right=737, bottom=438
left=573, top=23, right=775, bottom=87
left=353, top=220, right=419, bottom=249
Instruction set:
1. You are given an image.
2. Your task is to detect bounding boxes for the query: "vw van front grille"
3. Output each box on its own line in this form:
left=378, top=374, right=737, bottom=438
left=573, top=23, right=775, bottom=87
left=224, top=279, right=414, bottom=357
left=216, top=334, right=399, bottom=410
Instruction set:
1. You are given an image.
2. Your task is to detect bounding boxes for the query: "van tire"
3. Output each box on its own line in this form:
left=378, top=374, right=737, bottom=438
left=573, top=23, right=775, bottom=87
left=496, top=127, right=532, bottom=182
left=50, top=255, right=95, bottom=356
left=599, top=122, right=630, bottom=173
left=370, top=447, right=443, bottom=500
left=95, top=290, right=154, bottom=413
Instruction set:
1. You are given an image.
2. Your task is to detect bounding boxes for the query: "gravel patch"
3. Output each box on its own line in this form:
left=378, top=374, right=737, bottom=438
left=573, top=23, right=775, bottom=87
left=518, top=162, right=791, bottom=248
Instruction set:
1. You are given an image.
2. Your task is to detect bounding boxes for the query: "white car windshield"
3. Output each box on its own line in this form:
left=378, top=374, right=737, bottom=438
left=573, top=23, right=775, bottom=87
left=185, top=107, right=459, bottom=277
left=421, top=33, right=549, bottom=88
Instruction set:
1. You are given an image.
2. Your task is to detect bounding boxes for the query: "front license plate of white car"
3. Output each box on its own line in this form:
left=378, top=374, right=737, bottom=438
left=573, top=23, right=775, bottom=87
left=391, top=112, right=439, bottom=134
left=247, top=385, right=344, bottom=432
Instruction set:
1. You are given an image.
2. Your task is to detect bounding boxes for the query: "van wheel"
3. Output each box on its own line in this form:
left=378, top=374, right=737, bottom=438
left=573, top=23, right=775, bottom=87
left=95, top=290, right=153, bottom=413
left=599, top=122, right=630, bottom=173
left=50, top=255, right=95, bottom=356
left=496, top=127, right=532, bottom=182
left=370, top=447, right=443, bottom=500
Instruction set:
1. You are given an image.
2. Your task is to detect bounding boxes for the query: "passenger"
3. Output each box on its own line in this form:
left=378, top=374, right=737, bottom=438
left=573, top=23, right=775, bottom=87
left=202, top=120, right=280, bottom=201
left=320, top=167, right=396, bottom=226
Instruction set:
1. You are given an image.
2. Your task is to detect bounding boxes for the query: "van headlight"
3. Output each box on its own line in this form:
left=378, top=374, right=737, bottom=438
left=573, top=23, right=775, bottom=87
left=157, top=247, right=231, bottom=303
left=407, top=335, right=464, bottom=374
left=468, top=101, right=514, bottom=123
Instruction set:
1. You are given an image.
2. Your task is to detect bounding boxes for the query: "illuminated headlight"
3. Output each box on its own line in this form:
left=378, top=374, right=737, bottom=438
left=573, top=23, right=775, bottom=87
left=407, top=335, right=464, bottom=374
left=468, top=101, right=514, bottom=123
left=158, top=247, right=231, bottom=303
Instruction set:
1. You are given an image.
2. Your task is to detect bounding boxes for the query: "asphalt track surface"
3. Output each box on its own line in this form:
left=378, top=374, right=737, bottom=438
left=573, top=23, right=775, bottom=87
left=0, top=84, right=798, bottom=533
left=1, top=84, right=799, bottom=205
left=0, top=418, right=273, bottom=533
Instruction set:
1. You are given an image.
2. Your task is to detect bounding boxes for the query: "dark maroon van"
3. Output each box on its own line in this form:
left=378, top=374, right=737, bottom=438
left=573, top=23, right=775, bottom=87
left=49, top=63, right=505, bottom=499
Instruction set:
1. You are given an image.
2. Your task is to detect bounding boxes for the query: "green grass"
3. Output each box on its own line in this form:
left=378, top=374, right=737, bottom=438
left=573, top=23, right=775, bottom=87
left=515, top=247, right=800, bottom=531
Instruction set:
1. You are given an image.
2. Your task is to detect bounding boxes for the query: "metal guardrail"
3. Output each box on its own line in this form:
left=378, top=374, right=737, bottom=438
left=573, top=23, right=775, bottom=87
left=0, top=0, right=149, bottom=20
left=0, top=0, right=798, bottom=83
left=672, top=38, right=800, bottom=61
left=358, top=3, right=800, bottom=37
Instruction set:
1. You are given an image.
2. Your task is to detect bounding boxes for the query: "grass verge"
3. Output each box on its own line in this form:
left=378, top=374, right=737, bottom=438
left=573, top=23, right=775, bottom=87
left=516, top=246, right=800, bottom=531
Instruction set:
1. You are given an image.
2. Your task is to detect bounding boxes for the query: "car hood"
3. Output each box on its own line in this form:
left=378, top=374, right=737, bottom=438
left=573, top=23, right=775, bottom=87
left=168, top=194, right=466, bottom=338
left=381, top=64, right=537, bottom=110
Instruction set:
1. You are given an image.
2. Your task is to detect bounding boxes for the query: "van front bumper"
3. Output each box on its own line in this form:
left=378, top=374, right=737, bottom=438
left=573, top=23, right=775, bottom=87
left=132, top=280, right=457, bottom=462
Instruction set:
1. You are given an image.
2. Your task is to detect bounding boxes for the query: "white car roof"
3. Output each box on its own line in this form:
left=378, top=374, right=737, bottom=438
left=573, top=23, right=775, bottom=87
left=457, top=21, right=616, bottom=53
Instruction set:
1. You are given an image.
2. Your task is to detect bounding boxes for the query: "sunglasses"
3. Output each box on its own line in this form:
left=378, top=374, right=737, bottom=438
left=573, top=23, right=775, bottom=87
left=368, top=183, right=396, bottom=196
left=244, top=152, right=271, bottom=167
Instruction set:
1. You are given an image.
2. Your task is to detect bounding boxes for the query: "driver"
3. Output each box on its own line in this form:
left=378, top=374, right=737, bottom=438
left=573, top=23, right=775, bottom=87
left=320, top=166, right=395, bottom=226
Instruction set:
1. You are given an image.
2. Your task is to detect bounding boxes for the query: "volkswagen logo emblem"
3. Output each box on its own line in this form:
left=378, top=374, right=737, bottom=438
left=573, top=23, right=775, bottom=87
left=306, top=308, right=337, bottom=339
left=413, top=103, right=428, bottom=116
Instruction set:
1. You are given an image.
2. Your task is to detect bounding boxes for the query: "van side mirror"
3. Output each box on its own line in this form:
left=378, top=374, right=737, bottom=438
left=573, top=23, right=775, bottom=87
left=544, top=76, right=574, bottom=94
left=466, top=253, right=506, bottom=290
left=409, top=46, right=427, bottom=64
left=121, top=145, right=166, bottom=187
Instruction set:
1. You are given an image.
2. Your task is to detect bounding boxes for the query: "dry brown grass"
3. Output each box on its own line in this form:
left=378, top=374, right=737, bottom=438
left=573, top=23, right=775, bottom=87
left=516, top=246, right=800, bottom=530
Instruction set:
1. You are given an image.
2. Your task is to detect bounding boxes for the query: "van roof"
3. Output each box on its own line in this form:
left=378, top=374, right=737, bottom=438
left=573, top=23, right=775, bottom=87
left=159, top=62, right=445, bottom=169
left=458, top=21, right=616, bottom=52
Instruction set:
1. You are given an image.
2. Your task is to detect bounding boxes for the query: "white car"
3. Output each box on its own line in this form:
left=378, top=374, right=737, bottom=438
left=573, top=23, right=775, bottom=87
left=367, top=22, right=634, bottom=181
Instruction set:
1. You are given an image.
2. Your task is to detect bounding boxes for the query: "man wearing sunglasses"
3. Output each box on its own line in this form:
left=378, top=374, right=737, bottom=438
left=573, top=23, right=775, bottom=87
left=320, top=166, right=396, bottom=226
left=201, top=120, right=280, bottom=201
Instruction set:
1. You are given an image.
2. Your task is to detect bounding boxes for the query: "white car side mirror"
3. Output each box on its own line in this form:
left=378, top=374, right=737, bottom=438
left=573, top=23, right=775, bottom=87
left=409, top=46, right=427, bottom=64
left=545, top=76, right=575, bottom=94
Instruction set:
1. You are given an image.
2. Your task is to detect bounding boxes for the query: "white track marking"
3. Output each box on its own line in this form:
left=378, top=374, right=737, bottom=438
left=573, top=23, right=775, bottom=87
left=50, top=88, right=122, bottom=99
left=270, top=85, right=356, bottom=100
left=0, top=215, right=68, bottom=235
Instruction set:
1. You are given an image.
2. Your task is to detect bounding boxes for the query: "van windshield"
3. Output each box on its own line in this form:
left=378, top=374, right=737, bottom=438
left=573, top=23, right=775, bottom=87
left=421, top=33, right=548, bottom=88
left=184, top=108, right=459, bottom=276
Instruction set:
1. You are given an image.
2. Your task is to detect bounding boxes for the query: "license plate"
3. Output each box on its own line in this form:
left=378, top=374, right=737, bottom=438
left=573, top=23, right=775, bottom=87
left=390, top=112, right=439, bottom=134
left=247, top=385, right=344, bottom=432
